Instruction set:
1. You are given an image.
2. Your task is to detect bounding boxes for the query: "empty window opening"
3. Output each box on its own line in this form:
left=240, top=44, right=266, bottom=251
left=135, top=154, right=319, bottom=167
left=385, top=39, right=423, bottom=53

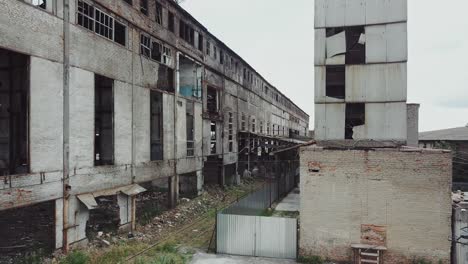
left=207, top=86, right=218, bottom=114
left=179, top=20, right=195, bottom=46
left=114, top=21, right=126, bottom=46
left=168, top=11, right=174, bottom=32
left=0, top=49, right=29, bottom=176
left=267, top=122, right=270, bottom=135
left=157, top=64, right=175, bottom=93
left=210, top=121, right=217, bottom=154
left=241, top=113, right=246, bottom=131
left=326, top=65, right=345, bottom=99
left=345, top=103, right=365, bottom=140
left=186, top=101, right=195, bottom=157
left=251, top=118, right=256, bottom=133
left=0, top=201, right=55, bottom=263
left=220, top=50, right=224, bottom=64
left=179, top=172, right=199, bottom=198
left=179, top=56, right=202, bottom=99
left=136, top=180, right=170, bottom=225
left=260, top=121, right=263, bottom=134
left=198, top=33, right=204, bottom=52
left=151, top=91, right=163, bottom=161
left=86, top=195, right=120, bottom=238
left=151, top=41, right=162, bottom=62
left=206, top=41, right=211, bottom=56
left=228, top=112, right=234, bottom=152
left=155, top=2, right=163, bottom=24
left=346, top=26, right=365, bottom=64
left=140, top=0, right=148, bottom=15
left=32, top=0, right=46, bottom=9
left=94, top=75, right=114, bottom=166
left=213, top=46, right=217, bottom=60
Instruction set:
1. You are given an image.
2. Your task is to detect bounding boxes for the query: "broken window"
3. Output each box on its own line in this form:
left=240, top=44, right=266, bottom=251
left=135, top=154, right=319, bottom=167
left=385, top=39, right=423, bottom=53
left=241, top=113, right=246, bottom=131
left=179, top=20, right=194, bottom=46
left=210, top=121, right=217, bottom=154
left=32, top=0, right=47, bottom=9
left=198, top=33, right=204, bottom=52
left=95, top=75, right=114, bottom=166
left=140, top=0, right=148, bottom=16
left=151, top=41, right=162, bottom=62
left=157, top=64, right=174, bottom=93
left=228, top=113, right=234, bottom=152
left=0, top=49, right=29, bottom=176
left=345, top=26, right=365, bottom=64
left=162, top=46, right=172, bottom=65
left=114, top=21, right=126, bottom=46
left=140, top=34, right=151, bottom=57
left=77, top=1, right=127, bottom=46
left=150, top=91, right=163, bottom=160
left=186, top=101, right=195, bottom=157
left=206, top=41, right=211, bottom=56
left=345, top=103, right=365, bottom=140
left=168, top=11, right=174, bottom=32
left=179, top=56, right=202, bottom=99
left=207, top=86, right=218, bottom=114
left=326, top=65, right=345, bottom=99
left=155, top=2, right=163, bottom=24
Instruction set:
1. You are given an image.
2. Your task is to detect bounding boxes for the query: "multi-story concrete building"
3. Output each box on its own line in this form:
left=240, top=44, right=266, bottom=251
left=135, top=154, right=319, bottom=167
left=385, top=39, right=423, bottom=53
left=300, top=1, right=452, bottom=263
left=0, top=0, right=309, bottom=255
left=314, top=0, right=412, bottom=144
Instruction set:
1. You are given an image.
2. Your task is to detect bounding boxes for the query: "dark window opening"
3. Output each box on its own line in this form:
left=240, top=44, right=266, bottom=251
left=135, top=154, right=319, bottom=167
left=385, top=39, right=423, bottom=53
left=345, top=26, right=365, bottom=64
left=179, top=20, right=185, bottom=39
left=123, top=0, right=132, bottom=5
left=228, top=112, right=233, bottom=152
left=179, top=20, right=194, bottom=46
left=168, top=11, right=174, bottom=32
left=345, top=103, right=365, bottom=140
left=140, top=0, right=148, bottom=15
left=214, top=46, right=217, bottom=59
left=251, top=118, right=256, bottom=133
left=198, top=34, right=204, bottom=52
left=114, top=21, right=126, bottom=46
left=32, top=0, right=47, bottom=9
left=151, top=41, right=162, bottom=62
left=86, top=195, right=120, bottom=237
left=94, top=8, right=114, bottom=40
left=220, top=50, right=224, bottom=64
left=241, top=113, right=246, bottom=131
left=77, top=0, right=95, bottom=31
left=186, top=101, right=195, bottom=157
left=326, top=27, right=345, bottom=37
left=157, top=65, right=175, bottom=93
left=151, top=91, right=163, bottom=160
left=206, top=41, right=211, bottom=55
left=210, top=121, right=216, bottom=154
left=326, top=65, right=345, bottom=99
left=207, top=86, right=218, bottom=114
left=155, top=2, right=163, bottom=24
left=0, top=49, right=29, bottom=176
left=94, top=75, right=114, bottom=166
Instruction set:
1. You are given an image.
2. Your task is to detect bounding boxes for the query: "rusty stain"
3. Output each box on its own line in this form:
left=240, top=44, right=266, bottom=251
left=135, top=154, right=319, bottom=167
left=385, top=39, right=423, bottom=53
left=361, top=224, right=387, bottom=246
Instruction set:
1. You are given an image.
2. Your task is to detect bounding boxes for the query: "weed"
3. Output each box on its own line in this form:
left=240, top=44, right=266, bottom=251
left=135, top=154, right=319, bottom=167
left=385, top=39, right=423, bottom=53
left=60, top=251, right=90, bottom=264
left=18, top=250, right=45, bottom=264
left=298, top=255, right=324, bottom=264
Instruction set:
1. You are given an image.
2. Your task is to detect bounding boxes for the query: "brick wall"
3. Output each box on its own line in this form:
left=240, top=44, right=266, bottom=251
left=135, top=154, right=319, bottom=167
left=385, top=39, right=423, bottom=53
left=299, top=146, right=452, bottom=263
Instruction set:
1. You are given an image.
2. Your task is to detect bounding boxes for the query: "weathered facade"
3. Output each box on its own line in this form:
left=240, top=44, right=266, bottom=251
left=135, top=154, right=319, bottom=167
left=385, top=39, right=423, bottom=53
left=300, top=147, right=452, bottom=263
left=0, top=0, right=309, bottom=254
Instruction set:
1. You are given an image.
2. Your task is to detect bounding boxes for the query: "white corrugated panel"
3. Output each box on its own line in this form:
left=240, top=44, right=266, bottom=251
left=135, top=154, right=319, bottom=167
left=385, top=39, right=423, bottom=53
left=359, top=103, right=407, bottom=140
left=255, top=217, right=297, bottom=259
left=345, top=0, right=366, bottom=26
left=315, top=29, right=326, bottom=65
left=386, top=23, right=407, bottom=62
left=315, top=103, right=345, bottom=140
left=217, top=214, right=256, bottom=256
left=326, top=31, right=347, bottom=59
left=365, top=0, right=386, bottom=25
left=365, top=25, right=387, bottom=63
left=366, top=0, right=407, bottom=25
left=314, top=0, right=326, bottom=28
left=326, top=0, right=346, bottom=27
left=326, top=54, right=346, bottom=65
left=385, top=63, right=407, bottom=101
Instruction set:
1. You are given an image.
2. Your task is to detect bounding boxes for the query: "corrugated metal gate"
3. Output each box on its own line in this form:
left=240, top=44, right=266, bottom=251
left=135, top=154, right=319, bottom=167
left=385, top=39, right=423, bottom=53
left=216, top=181, right=297, bottom=259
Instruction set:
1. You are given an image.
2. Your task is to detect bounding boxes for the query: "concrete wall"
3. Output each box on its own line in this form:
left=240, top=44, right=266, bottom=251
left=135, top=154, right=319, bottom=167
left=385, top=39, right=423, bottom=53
left=299, top=146, right=452, bottom=263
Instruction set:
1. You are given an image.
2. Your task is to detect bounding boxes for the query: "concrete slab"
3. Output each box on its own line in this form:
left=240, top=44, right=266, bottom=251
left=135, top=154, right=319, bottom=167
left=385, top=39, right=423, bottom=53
left=275, top=188, right=300, bottom=212
left=189, top=252, right=296, bottom=264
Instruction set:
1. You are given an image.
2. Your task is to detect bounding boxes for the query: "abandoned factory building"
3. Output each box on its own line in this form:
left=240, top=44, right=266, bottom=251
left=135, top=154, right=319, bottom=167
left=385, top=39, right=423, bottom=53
left=0, top=0, right=309, bottom=255
left=301, top=0, right=452, bottom=263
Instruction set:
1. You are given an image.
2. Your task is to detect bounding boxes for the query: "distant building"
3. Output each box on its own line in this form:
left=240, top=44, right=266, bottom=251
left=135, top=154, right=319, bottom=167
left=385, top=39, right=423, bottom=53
left=420, top=125, right=468, bottom=185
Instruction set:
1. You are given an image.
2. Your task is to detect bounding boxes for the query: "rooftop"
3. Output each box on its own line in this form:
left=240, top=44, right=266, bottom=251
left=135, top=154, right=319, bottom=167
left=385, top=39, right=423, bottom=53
left=419, top=125, right=468, bottom=141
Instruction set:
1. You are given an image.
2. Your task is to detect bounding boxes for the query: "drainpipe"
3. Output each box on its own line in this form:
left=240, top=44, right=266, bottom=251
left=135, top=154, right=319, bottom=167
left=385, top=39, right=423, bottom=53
left=62, top=0, right=70, bottom=253
left=130, top=28, right=136, bottom=231
left=170, top=52, right=180, bottom=209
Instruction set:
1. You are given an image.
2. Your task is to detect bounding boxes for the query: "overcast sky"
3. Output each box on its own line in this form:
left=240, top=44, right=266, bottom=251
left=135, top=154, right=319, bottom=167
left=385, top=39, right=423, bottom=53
left=181, top=0, right=468, bottom=132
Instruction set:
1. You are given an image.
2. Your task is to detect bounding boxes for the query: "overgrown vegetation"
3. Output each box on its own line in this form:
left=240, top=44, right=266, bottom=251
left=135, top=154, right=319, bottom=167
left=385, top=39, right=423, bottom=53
left=297, top=255, right=324, bottom=264
left=411, top=259, right=444, bottom=264
left=60, top=251, right=90, bottom=264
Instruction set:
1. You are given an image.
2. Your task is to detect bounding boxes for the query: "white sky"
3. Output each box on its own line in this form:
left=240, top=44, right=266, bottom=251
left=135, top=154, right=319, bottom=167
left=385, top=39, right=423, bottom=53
left=181, top=0, right=468, bottom=132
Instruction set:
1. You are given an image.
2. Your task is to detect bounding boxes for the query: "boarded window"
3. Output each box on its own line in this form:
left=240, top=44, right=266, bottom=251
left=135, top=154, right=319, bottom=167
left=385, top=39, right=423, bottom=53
left=210, top=121, right=217, bottom=154
left=207, top=86, right=218, bottom=113
left=186, top=101, right=195, bottom=157
left=95, top=75, right=114, bottom=166
left=345, top=103, right=365, bottom=140
left=0, top=49, right=29, bottom=176
left=326, top=65, right=345, bottom=99
left=150, top=91, right=163, bottom=160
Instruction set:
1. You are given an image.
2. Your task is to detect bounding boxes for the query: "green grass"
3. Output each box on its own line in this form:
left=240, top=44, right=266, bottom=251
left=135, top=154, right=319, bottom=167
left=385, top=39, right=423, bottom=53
left=60, top=251, right=90, bottom=264
left=297, top=255, right=324, bottom=264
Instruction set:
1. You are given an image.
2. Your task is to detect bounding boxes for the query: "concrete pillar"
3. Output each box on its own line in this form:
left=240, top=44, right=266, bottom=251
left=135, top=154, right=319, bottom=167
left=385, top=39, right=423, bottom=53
left=196, top=170, right=203, bottom=195
left=407, top=104, right=420, bottom=147
left=55, top=198, right=64, bottom=249
left=168, top=176, right=178, bottom=209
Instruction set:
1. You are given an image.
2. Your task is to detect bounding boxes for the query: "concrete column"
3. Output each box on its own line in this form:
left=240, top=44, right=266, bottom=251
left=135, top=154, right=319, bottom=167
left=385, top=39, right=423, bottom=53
left=55, top=198, right=64, bottom=249
left=407, top=104, right=420, bottom=147
left=168, top=176, right=178, bottom=209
